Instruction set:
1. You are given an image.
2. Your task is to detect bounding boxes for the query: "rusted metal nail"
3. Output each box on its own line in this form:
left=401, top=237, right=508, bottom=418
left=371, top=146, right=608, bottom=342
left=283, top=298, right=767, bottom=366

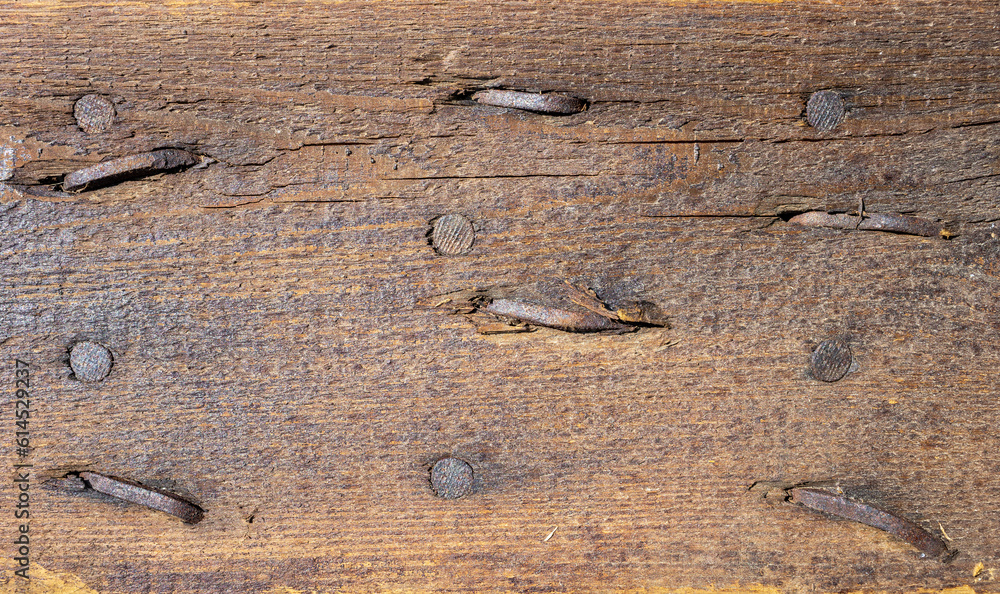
left=788, top=212, right=851, bottom=230
left=430, top=457, right=474, bottom=499
left=789, top=211, right=952, bottom=238
left=789, top=486, right=953, bottom=561
left=437, top=283, right=669, bottom=335
left=481, top=282, right=668, bottom=334
left=483, top=298, right=635, bottom=334
left=78, top=471, right=204, bottom=524
left=430, top=214, right=476, bottom=256
left=472, top=89, right=586, bottom=115
left=73, top=94, right=116, bottom=133
left=69, top=341, right=113, bottom=382
left=62, top=148, right=199, bottom=192
left=806, top=90, right=846, bottom=131
left=810, top=338, right=853, bottom=382
left=859, top=212, right=952, bottom=238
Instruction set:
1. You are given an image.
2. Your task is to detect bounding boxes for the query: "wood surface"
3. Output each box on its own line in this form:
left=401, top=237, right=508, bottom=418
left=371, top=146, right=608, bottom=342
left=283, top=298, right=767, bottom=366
left=1, top=1, right=999, bottom=592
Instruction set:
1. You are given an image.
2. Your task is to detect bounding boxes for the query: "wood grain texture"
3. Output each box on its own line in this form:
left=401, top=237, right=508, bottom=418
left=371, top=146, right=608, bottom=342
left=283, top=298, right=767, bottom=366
left=1, top=1, right=999, bottom=592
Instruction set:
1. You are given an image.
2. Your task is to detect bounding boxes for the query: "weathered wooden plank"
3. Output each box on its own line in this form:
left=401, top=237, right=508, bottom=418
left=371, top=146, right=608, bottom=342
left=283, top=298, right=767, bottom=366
left=3, top=199, right=999, bottom=591
left=2, top=1, right=999, bottom=593
left=2, top=2, right=999, bottom=134
left=4, top=115, right=997, bottom=225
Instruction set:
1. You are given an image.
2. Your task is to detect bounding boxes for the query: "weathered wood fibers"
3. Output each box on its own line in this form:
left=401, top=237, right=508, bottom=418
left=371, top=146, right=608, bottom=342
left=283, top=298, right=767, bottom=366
left=2, top=1, right=999, bottom=593
left=4, top=198, right=999, bottom=593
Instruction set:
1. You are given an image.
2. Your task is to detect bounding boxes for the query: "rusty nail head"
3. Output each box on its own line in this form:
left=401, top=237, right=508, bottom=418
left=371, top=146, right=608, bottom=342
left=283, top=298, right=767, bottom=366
left=430, top=457, right=474, bottom=499
left=431, top=214, right=475, bottom=256
left=810, top=338, right=852, bottom=382
left=472, top=90, right=586, bottom=115
left=806, top=90, right=846, bottom=131
left=74, top=94, right=116, bottom=133
left=70, top=341, right=113, bottom=382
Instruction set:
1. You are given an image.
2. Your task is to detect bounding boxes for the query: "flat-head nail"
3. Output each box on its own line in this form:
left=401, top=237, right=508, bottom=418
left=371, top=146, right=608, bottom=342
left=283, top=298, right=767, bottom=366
left=430, top=214, right=475, bottom=256
left=430, top=457, right=474, bottom=499
left=810, top=338, right=852, bottom=382
left=69, top=341, right=113, bottom=382
left=74, top=94, right=116, bottom=133
left=806, top=90, right=846, bottom=131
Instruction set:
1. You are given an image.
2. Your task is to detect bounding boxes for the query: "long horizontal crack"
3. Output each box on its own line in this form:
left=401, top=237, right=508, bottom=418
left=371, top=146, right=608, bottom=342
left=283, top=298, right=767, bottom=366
left=199, top=194, right=416, bottom=209
left=769, top=128, right=932, bottom=144
left=931, top=172, right=1000, bottom=186
left=639, top=213, right=775, bottom=219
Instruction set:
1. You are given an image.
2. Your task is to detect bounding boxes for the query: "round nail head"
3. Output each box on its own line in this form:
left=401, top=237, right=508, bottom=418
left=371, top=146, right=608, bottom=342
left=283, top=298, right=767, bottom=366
left=70, top=341, right=113, bottom=382
left=430, top=457, right=474, bottom=499
left=810, top=338, right=852, bottom=382
left=806, top=90, right=846, bottom=132
left=431, top=214, right=475, bottom=256
left=74, top=94, right=116, bottom=134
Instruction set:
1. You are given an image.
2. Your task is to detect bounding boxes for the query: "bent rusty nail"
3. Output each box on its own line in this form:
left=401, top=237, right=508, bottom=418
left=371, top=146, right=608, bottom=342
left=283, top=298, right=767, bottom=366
left=78, top=471, right=205, bottom=524
left=435, top=285, right=667, bottom=334
left=788, top=211, right=951, bottom=238
left=483, top=298, right=636, bottom=334
left=859, top=213, right=951, bottom=238
left=62, top=148, right=199, bottom=192
left=472, top=90, right=586, bottom=115
left=788, top=486, right=953, bottom=561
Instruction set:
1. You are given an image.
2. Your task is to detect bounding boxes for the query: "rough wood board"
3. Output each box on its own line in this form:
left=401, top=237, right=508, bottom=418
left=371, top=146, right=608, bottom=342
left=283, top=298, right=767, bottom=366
left=1, top=1, right=998, bottom=592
